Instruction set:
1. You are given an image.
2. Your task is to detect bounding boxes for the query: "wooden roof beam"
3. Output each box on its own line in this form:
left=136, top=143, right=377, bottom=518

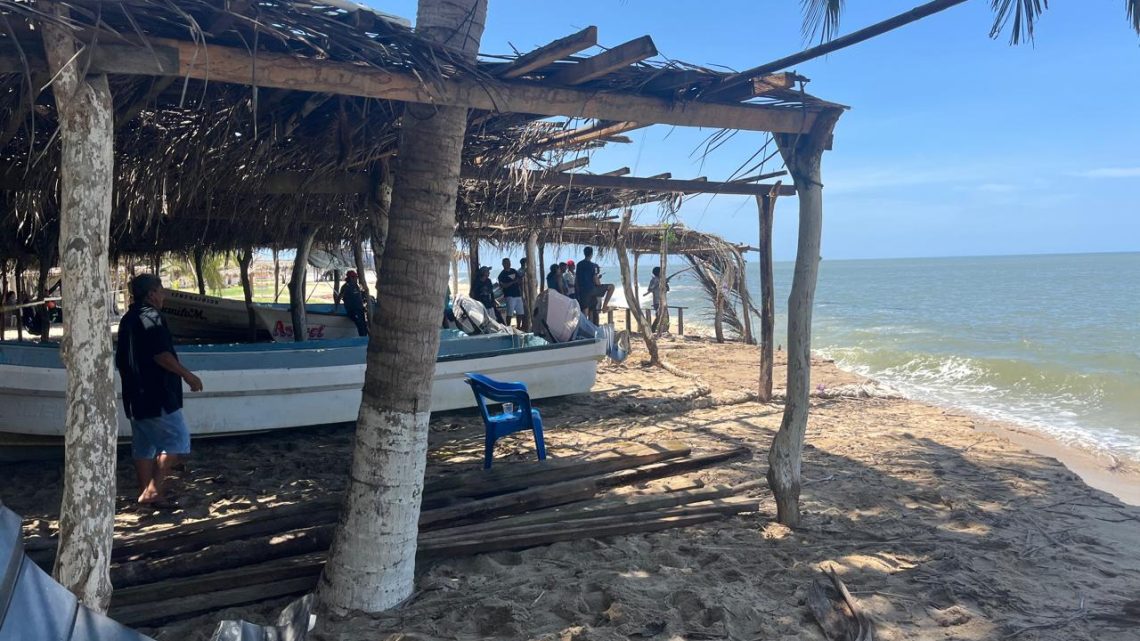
left=647, top=172, right=671, bottom=180
left=497, top=26, right=599, bottom=79
left=535, top=120, right=646, bottom=148
left=731, top=170, right=787, bottom=183
left=483, top=171, right=796, bottom=196
left=547, top=36, right=658, bottom=86
left=601, top=167, right=630, bottom=176
left=549, top=157, right=589, bottom=173
left=32, top=39, right=828, bottom=133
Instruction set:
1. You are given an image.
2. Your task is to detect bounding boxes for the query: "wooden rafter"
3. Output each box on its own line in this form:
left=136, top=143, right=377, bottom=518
left=547, top=35, right=658, bottom=86
left=549, top=157, right=589, bottom=173
left=534, top=120, right=645, bottom=148
left=601, top=167, right=631, bottom=176
left=496, top=26, right=598, bottom=79
left=481, top=171, right=795, bottom=197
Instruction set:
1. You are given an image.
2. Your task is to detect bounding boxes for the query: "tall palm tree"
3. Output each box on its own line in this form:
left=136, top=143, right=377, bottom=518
left=801, top=0, right=1140, bottom=46
left=317, top=0, right=488, bottom=616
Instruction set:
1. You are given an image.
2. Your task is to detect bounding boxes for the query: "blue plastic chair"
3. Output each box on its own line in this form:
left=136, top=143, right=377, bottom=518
left=464, top=372, right=547, bottom=469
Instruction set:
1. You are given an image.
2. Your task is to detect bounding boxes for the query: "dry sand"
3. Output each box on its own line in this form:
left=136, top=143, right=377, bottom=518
left=3, top=337, right=1140, bottom=640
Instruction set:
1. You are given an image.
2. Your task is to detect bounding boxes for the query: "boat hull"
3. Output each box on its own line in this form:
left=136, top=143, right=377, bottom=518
left=0, top=336, right=604, bottom=437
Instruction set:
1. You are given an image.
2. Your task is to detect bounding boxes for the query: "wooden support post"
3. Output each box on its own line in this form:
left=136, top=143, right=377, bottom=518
left=632, top=252, right=639, bottom=305
left=272, top=248, right=281, bottom=303
left=450, top=253, right=460, bottom=299
left=538, top=242, right=546, bottom=292
left=238, top=247, right=256, bottom=341
left=289, top=227, right=318, bottom=342
left=677, top=307, right=684, bottom=336
left=352, top=241, right=371, bottom=304
left=466, top=237, right=480, bottom=295
left=525, top=231, right=538, bottom=328
left=624, top=308, right=631, bottom=332
left=736, top=249, right=755, bottom=345
left=192, top=246, right=206, bottom=295
left=35, top=243, right=54, bottom=341
left=757, top=184, right=781, bottom=403
left=615, top=210, right=659, bottom=365
left=42, top=6, right=118, bottom=612
left=14, top=259, right=23, bottom=341
left=767, top=110, right=842, bottom=527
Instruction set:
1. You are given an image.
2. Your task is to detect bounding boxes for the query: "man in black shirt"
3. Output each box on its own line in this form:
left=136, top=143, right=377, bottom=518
left=116, top=274, right=203, bottom=508
left=471, top=266, right=503, bottom=322
left=498, top=258, right=524, bottom=327
left=574, top=246, right=614, bottom=324
left=341, top=270, right=368, bottom=336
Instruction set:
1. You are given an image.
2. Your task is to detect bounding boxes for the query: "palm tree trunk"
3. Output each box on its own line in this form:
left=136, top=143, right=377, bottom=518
left=318, top=0, right=487, bottom=616
left=42, top=9, right=118, bottom=613
left=766, top=109, right=842, bottom=527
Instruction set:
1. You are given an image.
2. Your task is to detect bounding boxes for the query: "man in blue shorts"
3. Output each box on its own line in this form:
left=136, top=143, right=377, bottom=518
left=115, top=274, right=203, bottom=508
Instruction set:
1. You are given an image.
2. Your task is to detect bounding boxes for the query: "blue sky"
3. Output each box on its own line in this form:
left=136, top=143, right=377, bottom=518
left=376, top=1, right=1139, bottom=260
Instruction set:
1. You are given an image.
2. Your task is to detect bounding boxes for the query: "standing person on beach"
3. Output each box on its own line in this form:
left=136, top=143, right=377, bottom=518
left=341, top=270, right=368, bottom=336
left=546, top=263, right=565, bottom=295
left=472, top=266, right=503, bottom=322
left=115, top=274, right=203, bottom=509
left=498, top=258, right=524, bottom=327
left=647, top=266, right=670, bottom=333
left=563, top=260, right=576, bottom=298
left=575, top=247, right=614, bottom=324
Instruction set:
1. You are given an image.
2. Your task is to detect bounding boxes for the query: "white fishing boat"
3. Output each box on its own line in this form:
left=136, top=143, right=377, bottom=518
left=0, top=331, right=606, bottom=438
left=160, top=289, right=360, bottom=343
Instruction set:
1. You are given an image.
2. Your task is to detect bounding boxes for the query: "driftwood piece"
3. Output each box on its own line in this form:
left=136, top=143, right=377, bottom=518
left=807, top=568, right=875, bottom=641
left=423, top=441, right=691, bottom=501
left=442, top=480, right=763, bottom=536
left=112, top=525, right=335, bottom=588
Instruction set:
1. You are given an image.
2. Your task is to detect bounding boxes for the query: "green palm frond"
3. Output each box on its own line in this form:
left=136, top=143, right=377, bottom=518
left=989, top=0, right=1047, bottom=44
left=800, top=0, right=846, bottom=43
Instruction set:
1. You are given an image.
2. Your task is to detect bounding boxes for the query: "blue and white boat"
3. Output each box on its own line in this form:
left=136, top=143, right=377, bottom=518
left=0, top=330, right=606, bottom=438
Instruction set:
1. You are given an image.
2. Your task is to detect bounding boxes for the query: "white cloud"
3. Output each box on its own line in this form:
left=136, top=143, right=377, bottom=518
left=1077, top=167, right=1140, bottom=178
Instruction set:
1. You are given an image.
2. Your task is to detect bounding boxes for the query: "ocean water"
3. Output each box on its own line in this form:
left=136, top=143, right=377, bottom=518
left=659, top=252, right=1140, bottom=462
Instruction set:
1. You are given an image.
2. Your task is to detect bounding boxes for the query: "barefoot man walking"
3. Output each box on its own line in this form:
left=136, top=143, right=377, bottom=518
left=115, top=274, right=203, bottom=508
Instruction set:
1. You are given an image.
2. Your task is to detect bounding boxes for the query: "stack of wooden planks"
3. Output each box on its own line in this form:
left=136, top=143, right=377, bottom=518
left=36, top=442, right=761, bottom=627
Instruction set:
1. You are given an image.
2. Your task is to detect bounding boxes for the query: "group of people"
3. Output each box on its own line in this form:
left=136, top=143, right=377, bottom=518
left=468, top=246, right=616, bottom=330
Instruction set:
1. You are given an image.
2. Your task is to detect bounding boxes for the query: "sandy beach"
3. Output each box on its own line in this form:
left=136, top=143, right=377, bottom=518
left=3, top=336, right=1139, bottom=640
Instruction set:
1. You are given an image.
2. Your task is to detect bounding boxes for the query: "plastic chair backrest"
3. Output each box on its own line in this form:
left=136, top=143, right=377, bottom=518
left=465, top=373, right=533, bottom=418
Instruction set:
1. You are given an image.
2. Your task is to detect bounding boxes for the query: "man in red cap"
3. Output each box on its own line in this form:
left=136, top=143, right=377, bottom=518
left=342, top=270, right=368, bottom=336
